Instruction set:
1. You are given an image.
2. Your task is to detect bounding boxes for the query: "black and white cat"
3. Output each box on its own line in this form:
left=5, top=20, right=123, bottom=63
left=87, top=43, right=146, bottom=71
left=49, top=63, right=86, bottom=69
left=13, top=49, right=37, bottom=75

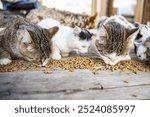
left=38, top=18, right=93, bottom=60
left=134, top=24, right=150, bottom=61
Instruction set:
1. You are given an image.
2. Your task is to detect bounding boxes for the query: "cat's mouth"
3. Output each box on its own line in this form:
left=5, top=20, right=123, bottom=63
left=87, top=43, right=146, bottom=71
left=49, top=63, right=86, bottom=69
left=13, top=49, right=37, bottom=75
left=101, top=54, right=131, bottom=65
left=24, top=56, right=50, bottom=67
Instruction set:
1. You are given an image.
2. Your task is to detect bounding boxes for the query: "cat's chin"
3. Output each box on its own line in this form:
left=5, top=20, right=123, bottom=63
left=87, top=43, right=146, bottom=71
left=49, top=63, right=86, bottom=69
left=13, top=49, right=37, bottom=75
left=104, top=59, right=119, bottom=66
left=103, top=55, right=131, bottom=65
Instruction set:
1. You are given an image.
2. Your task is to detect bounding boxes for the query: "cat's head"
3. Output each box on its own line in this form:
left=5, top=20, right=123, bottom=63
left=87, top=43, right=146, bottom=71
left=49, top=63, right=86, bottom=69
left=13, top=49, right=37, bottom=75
left=72, top=26, right=93, bottom=54
left=17, top=26, right=59, bottom=66
left=97, top=22, right=139, bottom=65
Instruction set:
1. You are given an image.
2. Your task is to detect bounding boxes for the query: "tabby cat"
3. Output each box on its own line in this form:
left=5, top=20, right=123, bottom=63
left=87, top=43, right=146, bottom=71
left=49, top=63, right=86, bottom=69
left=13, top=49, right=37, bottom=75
left=26, top=7, right=96, bottom=29
left=96, top=21, right=139, bottom=65
left=0, top=11, right=59, bottom=66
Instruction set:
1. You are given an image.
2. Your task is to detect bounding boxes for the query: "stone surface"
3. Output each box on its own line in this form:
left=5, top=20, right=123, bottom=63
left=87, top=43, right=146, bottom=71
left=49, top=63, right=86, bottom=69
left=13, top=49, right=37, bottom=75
left=0, top=69, right=150, bottom=100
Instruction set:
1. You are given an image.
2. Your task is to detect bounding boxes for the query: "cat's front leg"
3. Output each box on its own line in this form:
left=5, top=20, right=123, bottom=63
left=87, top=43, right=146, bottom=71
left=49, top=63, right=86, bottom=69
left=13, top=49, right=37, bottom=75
left=0, top=50, right=12, bottom=65
left=51, top=45, right=61, bottom=60
left=0, top=58, right=12, bottom=65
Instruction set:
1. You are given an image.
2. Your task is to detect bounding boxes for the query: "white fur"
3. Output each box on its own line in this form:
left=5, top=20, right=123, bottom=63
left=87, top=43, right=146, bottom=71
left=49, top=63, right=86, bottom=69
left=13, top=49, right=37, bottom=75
left=136, top=45, right=147, bottom=61
left=139, top=25, right=150, bottom=42
left=0, top=58, right=12, bottom=65
left=0, top=28, right=5, bottom=32
left=100, top=53, right=131, bottom=65
left=38, top=18, right=91, bottom=60
left=0, top=28, right=5, bottom=36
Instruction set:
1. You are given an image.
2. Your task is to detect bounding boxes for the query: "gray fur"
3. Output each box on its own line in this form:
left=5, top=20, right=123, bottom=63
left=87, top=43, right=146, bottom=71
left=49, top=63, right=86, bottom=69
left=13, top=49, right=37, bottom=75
left=0, top=11, right=58, bottom=66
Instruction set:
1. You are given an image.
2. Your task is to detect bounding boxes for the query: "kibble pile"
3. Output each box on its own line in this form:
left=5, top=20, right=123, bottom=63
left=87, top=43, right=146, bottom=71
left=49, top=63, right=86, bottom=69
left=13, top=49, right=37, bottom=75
left=0, top=57, right=150, bottom=74
left=0, top=60, right=39, bottom=72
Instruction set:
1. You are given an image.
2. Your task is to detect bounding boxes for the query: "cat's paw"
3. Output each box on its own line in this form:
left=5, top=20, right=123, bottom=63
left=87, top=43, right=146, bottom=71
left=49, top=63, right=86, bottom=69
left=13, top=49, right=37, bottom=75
left=52, top=54, right=61, bottom=60
left=0, top=58, right=12, bottom=65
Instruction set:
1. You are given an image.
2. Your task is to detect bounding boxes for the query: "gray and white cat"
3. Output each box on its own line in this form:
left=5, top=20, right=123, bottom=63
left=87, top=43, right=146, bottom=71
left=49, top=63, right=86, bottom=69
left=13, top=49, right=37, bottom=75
left=95, top=16, right=139, bottom=65
left=38, top=18, right=93, bottom=60
left=0, top=11, right=59, bottom=66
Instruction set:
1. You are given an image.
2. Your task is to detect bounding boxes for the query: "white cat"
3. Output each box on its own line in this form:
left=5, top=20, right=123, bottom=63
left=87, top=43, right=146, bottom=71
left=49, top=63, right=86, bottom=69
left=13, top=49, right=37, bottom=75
left=38, top=18, right=93, bottom=60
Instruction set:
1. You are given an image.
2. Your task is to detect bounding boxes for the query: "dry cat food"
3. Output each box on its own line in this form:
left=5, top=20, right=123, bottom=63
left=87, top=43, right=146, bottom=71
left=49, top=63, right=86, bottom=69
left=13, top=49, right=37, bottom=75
left=0, top=56, right=150, bottom=73
left=0, top=60, right=39, bottom=72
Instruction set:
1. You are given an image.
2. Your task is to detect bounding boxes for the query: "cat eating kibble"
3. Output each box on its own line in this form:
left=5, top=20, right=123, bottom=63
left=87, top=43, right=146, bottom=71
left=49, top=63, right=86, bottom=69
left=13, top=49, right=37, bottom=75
left=0, top=11, right=59, bottom=66
left=95, top=16, right=139, bottom=65
left=38, top=18, right=93, bottom=60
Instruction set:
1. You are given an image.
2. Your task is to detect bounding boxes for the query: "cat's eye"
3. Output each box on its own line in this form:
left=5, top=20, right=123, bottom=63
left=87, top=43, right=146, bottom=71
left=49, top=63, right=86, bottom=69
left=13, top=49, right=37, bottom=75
left=138, top=55, right=141, bottom=58
left=22, top=42, right=28, bottom=47
left=27, top=46, right=35, bottom=52
left=82, top=46, right=87, bottom=48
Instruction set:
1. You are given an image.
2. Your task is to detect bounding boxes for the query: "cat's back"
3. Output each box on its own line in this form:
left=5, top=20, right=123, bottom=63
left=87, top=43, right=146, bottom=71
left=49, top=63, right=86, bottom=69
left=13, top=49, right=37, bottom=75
left=38, top=18, right=61, bottom=29
left=98, top=15, right=135, bottom=29
left=52, top=25, right=73, bottom=44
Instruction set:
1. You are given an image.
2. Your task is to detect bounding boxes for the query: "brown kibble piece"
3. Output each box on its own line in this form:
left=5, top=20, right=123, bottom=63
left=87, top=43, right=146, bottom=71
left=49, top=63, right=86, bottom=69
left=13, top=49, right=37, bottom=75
left=0, top=56, right=150, bottom=73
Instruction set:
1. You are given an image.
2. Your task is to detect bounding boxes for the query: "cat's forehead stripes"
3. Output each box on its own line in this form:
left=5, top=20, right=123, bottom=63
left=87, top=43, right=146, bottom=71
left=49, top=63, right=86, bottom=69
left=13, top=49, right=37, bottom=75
left=79, top=29, right=92, bottom=41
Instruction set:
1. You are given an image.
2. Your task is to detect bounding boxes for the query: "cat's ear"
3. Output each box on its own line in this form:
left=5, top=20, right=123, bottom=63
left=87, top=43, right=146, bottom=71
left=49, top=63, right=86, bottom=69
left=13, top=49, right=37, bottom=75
left=73, top=26, right=81, bottom=36
left=45, top=26, right=59, bottom=42
left=17, top=29, right=33, bottom=43
left=47, top=26, right=59, bottom=36
left=126, top=28, right=139, bottom=42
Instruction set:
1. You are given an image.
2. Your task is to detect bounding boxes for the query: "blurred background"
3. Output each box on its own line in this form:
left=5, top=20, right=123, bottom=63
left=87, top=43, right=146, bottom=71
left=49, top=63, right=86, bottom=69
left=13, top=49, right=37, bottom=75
left=0, top=0, right=150, bottom=24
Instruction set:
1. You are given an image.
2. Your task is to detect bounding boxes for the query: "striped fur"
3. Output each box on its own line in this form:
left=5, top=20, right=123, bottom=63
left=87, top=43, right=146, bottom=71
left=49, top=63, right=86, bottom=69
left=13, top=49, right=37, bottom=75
left=96, top=21, right=139, bottom=65
left=0, top=11, right=58, bottom=66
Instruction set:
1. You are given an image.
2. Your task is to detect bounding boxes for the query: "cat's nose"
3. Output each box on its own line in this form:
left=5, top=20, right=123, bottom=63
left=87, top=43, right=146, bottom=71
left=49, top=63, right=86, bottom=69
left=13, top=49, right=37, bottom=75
left=143, top=58, right=146, bottom=61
